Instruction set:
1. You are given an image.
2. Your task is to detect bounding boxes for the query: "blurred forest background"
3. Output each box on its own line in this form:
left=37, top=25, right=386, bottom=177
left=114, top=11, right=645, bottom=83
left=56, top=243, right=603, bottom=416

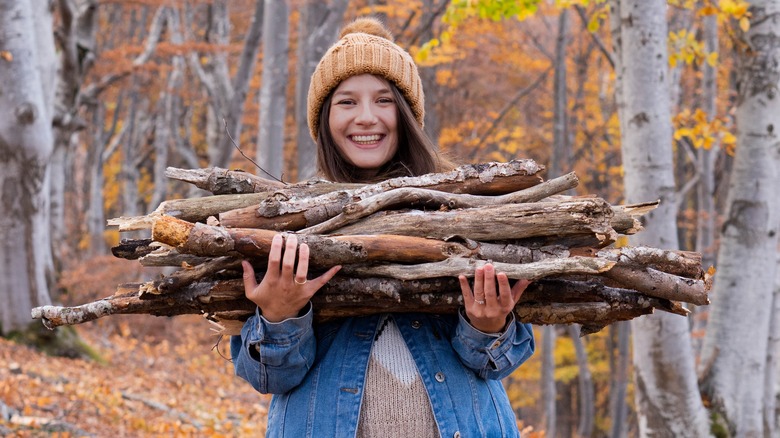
left=1, top=0, right=779, bottom=436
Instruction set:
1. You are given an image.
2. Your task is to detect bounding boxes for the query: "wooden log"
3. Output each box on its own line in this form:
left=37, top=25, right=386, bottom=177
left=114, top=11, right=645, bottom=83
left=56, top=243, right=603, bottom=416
left=601, top=265, right=710, bottom=305
left=333, top=198, right=617, bottom=244
left=301, top=172, right=580, bottom=235
left=30, top=278, right=685, bottom=335
left=218, top=159, right=545, bottom=229
left=151, top=215, right=472, bottom=267
left=165, top=166, right=286, bottom=194
left=107, top=183, right=363, bottom=232
left=341, top=257, right=616, bottom=281
left=150, top=256, right=241, bottom=295
left=111, top=238, right=155, bottom=260
left=594, top=246, right=705, bottom=279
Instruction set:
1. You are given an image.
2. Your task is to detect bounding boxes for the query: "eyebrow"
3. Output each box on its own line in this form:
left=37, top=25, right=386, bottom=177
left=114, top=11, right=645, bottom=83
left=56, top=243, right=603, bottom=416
left=332, top=87, right=393, bottom=97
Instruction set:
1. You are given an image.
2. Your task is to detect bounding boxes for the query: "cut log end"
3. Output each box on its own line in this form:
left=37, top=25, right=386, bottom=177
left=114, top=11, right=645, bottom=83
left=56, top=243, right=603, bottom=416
left=152, top=215, right=195, bottom=248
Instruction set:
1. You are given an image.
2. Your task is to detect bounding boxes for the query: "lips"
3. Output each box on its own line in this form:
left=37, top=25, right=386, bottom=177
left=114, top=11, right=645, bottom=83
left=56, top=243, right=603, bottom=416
left=350, top=134, right=383, bottom=145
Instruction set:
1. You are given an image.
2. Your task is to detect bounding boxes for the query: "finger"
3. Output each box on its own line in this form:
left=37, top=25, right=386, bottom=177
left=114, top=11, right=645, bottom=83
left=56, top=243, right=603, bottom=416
left=496, top=272, right=512, bottom=304
left=458, top=275, right=474, bottom=303
left=309, top=265, right=342, bottom=292
left=281, top=234, right=298, bottom=279
left=511, top=278, right=531, bottom=302
left=242, top=261, right=257, bottom=297
left=294, top=243, right=310, bottom=284
left=483, top=264, right=497, bottom=304
left=473, top=266, right=485, bottom=302
left=267, top=234, right=284, bottom=275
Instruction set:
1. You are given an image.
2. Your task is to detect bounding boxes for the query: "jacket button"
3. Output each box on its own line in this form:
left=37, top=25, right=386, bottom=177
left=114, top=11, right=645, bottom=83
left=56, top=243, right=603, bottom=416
left=491, top=340, right=501, bottom=349
left=453, top=432, right=461, bottom=438
left=435, top=372, right=445, bottom=382
left=411, top=320, right=421, bottom=329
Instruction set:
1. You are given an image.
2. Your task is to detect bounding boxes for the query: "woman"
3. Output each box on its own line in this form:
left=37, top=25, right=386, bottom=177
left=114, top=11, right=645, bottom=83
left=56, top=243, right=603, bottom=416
left=231, top=17, right=535, bottom=438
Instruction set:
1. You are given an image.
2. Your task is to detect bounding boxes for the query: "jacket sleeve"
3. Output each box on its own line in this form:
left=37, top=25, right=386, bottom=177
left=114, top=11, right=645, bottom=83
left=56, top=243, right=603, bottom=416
left=450, top=309, right=535, bottom=380
left=230, top=303, right=316, bottom=394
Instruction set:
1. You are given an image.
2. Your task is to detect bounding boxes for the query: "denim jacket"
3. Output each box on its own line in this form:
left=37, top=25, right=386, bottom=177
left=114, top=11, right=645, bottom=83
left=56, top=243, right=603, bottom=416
left=231, top=305, right=535, bottom=438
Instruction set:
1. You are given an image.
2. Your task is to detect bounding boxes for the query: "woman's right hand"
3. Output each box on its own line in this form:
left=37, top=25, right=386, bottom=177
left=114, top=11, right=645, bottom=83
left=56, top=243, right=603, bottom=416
left=242, top=234, right=341, bottom=323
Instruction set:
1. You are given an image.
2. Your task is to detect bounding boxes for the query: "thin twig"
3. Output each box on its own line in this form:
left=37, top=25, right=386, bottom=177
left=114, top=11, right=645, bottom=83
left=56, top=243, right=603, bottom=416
left=223, top=118, right=286, bottom=184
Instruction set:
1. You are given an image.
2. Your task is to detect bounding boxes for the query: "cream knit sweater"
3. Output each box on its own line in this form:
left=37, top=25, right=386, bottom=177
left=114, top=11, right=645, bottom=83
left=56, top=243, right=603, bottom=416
left=356, top=317, right=439, bottom=437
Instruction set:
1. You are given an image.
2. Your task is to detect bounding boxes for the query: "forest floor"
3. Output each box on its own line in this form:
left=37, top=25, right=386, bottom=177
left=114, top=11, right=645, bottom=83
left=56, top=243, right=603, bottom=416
left=0, top=313, right=270, bottom=437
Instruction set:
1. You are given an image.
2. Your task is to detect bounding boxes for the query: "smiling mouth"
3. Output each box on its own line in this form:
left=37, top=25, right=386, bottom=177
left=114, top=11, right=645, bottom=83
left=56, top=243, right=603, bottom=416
left=350, top=134, right=383, bottom=145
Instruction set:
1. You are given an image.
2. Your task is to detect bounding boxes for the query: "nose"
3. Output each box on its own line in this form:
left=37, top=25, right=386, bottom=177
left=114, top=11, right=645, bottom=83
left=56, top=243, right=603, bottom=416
left=355, top=103, right=378, bottom=125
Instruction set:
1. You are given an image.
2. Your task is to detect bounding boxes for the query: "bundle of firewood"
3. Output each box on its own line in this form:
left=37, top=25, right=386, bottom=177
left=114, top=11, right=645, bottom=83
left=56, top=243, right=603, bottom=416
left=32, top=159, right=712, bottom=335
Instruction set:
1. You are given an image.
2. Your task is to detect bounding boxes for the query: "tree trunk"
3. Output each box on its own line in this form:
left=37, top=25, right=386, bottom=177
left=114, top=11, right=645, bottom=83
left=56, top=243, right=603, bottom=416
left=50, top=0, right=98, bottom=263
left=698, top=2, right=780, bottom=435
left=256, top=0, right=289, bottom=181
left=295, top=0, right=348, bottom=180
left=609, top=321, right=630, bottom=438
left=567, top=324, right=595, bottom=438
left=692, top=5, right=719, bottom=356
left=149, top=11, right=184, bottom=211
left=0, top=0, right=57, bottom=334
left=541, top=325, right=557, bottom=437
left=614, top=0, right=711, bottom=435
left=766, top=254, right=780, bottom=436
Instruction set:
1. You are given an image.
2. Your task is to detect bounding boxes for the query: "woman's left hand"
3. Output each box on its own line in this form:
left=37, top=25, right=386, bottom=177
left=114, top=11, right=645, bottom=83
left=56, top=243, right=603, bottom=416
left=459, top=263, right=530, bottom=333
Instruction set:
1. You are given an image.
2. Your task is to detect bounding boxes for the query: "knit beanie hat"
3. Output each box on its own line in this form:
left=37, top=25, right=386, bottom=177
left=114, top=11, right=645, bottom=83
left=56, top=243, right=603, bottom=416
left=307, top=17, right=425, bottom=141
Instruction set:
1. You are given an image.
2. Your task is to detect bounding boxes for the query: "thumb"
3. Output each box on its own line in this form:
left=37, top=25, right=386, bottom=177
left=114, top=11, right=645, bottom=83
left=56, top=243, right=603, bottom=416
left=511, top=278, right=531, bottom=303
left=242, top=261, right=257, bottom=296
left=308, top=265, right=342, bottom=293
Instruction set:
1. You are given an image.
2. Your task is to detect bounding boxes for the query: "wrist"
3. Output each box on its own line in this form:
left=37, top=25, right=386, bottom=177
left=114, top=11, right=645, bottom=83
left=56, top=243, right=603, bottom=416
left=260, top=302, right=311, bottom=323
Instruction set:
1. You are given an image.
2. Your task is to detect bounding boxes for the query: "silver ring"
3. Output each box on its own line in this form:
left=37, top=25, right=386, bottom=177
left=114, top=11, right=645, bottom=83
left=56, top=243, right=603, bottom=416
left=294, top=278, right=307, bottom=285
left=475, top=299, right=486, bottom=305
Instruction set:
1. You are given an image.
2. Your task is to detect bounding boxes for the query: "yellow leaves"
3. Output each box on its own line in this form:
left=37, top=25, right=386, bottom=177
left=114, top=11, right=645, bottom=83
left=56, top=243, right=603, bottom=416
left=435, top=69, right=454, bottom=86
left=668, top=29, right=717, bottom=68
left=586, top=3, right=611, bottom=32
left=0, top=50, right=12, bottom=62
left=738, top=16, right=750, bottom=32
left=413, top=37, right=464, bottom=67
left=721, top=0, right=750, bottom=21
left=673, top=108, right=736, bottom=155
left=668, top=0, right=697, bottom=9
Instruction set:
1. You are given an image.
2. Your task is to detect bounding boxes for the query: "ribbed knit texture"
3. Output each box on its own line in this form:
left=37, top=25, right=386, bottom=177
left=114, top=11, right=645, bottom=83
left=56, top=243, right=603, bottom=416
left=307, top=18, right=425, bottom=140
left=357, top=318, right=439, bottom=437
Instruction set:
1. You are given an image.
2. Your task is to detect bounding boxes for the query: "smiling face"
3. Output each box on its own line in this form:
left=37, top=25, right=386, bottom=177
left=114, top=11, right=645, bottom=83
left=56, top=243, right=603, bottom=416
left=328, top=74, right=399, bottom=175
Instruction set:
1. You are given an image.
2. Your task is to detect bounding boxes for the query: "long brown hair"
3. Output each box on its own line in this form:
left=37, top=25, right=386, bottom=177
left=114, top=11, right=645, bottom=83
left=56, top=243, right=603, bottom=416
left=316, top=80, right=453, bottom=183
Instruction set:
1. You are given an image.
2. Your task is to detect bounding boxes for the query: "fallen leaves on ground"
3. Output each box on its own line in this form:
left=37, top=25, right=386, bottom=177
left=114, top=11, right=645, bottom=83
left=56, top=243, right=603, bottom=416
left=0, top=314, right=269, bottom=437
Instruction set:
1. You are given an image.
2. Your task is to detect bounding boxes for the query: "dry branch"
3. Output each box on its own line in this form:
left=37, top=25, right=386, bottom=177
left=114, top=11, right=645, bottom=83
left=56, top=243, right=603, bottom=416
left=31, top=277, right=687, bottom=336
left=341, top=257, right=615, bottom=281
left=218, top=159, right=544, bottom=229
left=165, top=166, right=286, bottom=194
left=332, top=198, right=617, bottom=243
left=32, top=159, right=713, bottom=336
left=302, top=172, right=579, bottom=234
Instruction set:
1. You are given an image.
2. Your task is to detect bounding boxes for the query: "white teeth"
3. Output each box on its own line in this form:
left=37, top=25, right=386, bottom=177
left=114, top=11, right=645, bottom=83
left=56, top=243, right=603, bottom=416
left=351, top=135, right=381, bottom=143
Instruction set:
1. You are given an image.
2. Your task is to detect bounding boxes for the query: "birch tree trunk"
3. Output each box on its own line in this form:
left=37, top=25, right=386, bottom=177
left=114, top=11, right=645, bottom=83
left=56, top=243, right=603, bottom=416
left=50, top=0, right=97, bottom=262
left=541, top=9, right=573, bottom=436
left=541, top=326, right=556, bottom=437
left=698, top=2, right=780, bottom=435
left=606, top=4, right=632, bottom=434
left=0, top=0, right=57, bottom=334
left=766, top=254, right=780, bottom=436
left=204, top=0, right=264, bottom=170
left=566, top=325, right=594, bottom=437
left=615, top=0, right=711, bottom=435
left=256, top=0, right=289, bottom=181
left=609, top=321, right=630, bottom=438
left=295, top=0, right=348, bottom=179
left=692, top=4, right=720, bottom=356
left=149, top=9, right=185, bottom=211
